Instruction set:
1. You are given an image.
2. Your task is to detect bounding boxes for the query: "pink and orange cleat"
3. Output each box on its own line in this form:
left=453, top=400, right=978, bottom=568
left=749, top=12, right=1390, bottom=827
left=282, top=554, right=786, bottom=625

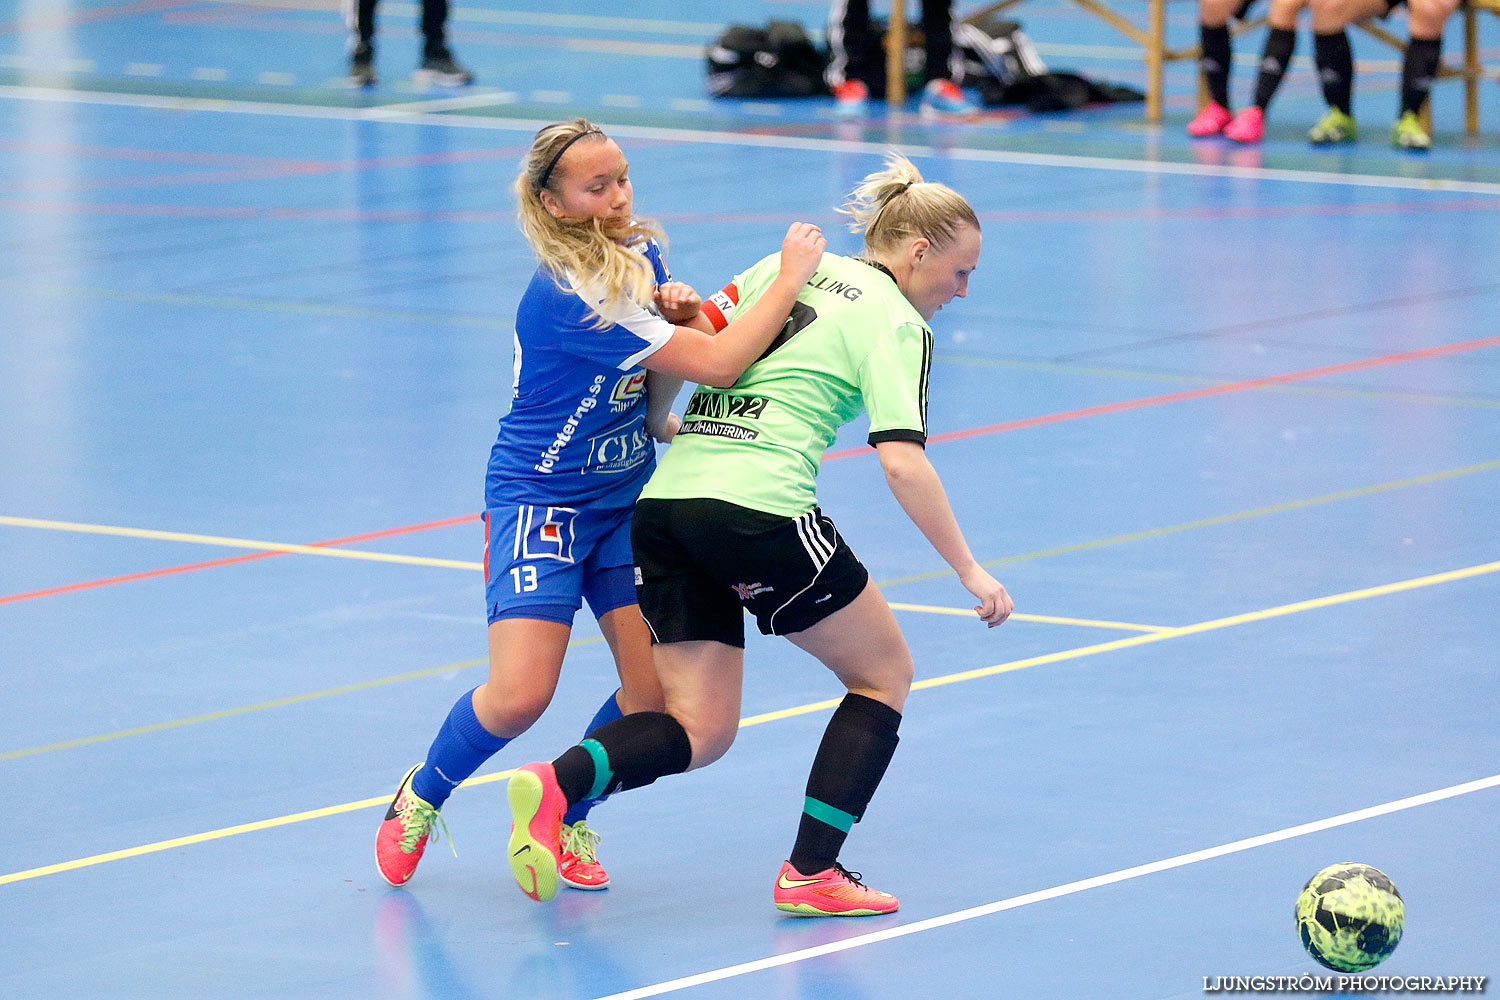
left=773, top=860, right=899, bottom=917
left=559, top=820, right=610, bottom=889
left=506, top=762, right=567, bottom=902
left=375, top=765, right=447, bottom=886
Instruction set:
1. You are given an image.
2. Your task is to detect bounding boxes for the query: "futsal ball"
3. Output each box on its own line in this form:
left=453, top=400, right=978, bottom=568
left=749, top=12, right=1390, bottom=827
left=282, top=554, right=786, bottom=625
left=1295, top=863, right=1404, bottom=972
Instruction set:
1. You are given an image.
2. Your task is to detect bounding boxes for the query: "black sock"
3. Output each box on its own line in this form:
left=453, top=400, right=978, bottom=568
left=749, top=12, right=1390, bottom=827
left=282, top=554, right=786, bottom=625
left=1401, top=37, right=1442, bottom=116
left=1253, top=27, right=1297, bottom=110
left=551, top=712, right=692, bottom=807
left=421, top=0, right=450, bottom=58
left=788, top=693, right=902, bottom=875
left=1314, top=30, right=1353, bottom=115
left=1200, top=25, right=1233, bottom=108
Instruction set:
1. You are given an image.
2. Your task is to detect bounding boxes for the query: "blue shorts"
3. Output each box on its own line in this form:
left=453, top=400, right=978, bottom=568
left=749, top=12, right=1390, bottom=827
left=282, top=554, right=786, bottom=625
left=483, top=502, right=639, bottom=626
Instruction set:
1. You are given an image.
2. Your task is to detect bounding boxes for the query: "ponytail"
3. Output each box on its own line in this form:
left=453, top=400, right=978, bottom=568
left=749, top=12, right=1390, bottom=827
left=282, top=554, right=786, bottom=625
left=839, top=152, right=978, bottom=255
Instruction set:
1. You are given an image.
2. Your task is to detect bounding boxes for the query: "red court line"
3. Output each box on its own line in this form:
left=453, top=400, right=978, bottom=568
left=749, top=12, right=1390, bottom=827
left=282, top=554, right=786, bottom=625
left=2, top=145, right=529, bottom=196
left=0, top=139, right=315, bottom=168
left=29, top=195, right=1492, bottom=226
left=0, top=200, right=520, bottom=223
left=660, top=199, right=1500, bottom=225
left=827, top=334, right=1500, bottom=460
left=0, top=515, right=475, bottom=606
left=9, top=335, right=1498, bottom=604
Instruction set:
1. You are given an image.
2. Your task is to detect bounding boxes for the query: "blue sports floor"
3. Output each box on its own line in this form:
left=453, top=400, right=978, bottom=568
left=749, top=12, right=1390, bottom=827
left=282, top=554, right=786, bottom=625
left=2, top=1, right=1498, bottom=997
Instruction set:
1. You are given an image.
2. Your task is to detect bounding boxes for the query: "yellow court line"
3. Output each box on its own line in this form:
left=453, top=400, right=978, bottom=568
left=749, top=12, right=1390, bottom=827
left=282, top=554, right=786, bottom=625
left=0, top=515, right=482, bottom=570
left=3, top=557, right=1495, bottom=887
left=882, top=458, right=1500, bottom=587
left=5, top=460, right=1495, bottom=583
left=0, top=633, right=592, bottom=762
left=10, top=556, right=1493, bottom=887
left=1, top=797, right=397, bottom=885
left=0, top=657, right=475, bottom=762
left=906, top=558, right=1500, bottom=693
left=0, top=611, right=1150, bottom=762
left=4, top=460, right=1494, bottom=763
left=888, top=602, right=1171, bottom=633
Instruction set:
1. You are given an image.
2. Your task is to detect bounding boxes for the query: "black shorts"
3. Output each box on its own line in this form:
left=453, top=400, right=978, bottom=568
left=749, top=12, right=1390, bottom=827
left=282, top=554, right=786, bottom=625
left=632, top=498, right=870, bottom=646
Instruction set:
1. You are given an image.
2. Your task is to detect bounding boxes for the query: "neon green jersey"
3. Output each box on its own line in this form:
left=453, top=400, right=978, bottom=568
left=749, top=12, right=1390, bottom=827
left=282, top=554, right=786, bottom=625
left=640, top=252, right=933, bottom=517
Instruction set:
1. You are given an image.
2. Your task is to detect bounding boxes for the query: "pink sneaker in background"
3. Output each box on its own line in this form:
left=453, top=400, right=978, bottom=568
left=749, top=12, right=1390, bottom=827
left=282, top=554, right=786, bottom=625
left=1187, top=101, right=1233, bottom=136
left=1224, top=105, right=1265, bottom=143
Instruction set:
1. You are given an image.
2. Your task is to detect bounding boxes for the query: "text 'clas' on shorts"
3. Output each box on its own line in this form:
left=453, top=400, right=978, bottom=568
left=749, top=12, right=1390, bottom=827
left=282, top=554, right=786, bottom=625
left=484, top=502, right=638, bottom=626
left=631, top=497, right=870, bottom=647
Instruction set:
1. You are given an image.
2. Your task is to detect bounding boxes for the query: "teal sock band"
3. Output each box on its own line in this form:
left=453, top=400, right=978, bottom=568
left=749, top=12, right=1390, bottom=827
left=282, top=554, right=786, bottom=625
left=581, top=738, right=613, bottom=802
left=803, top=796, right=857, bottom=833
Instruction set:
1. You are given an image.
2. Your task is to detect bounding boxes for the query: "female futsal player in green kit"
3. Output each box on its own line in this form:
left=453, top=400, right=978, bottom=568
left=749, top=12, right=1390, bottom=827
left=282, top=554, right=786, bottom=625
left=506, top=152, right=1014, bottom=916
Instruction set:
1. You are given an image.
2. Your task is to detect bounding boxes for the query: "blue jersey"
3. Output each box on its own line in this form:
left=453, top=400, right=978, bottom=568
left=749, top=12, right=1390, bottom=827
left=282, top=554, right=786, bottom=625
left=486, top=239, right=675, bottom=508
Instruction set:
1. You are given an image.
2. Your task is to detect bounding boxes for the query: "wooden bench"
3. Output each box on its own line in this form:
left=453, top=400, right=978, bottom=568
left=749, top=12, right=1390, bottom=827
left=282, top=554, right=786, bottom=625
left=1455, top=0, right=1498, bottom=134
left=879, top=0, right=1500, bottom=132
left=1216, top=3, right=1498, bottom=134
left=954, top=0, right=1187, bottom=120
left=1323, top=0, right=1500, bottom=136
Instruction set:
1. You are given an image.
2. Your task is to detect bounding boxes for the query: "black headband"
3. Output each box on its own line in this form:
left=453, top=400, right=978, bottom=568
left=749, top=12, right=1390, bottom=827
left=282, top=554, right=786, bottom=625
left=536, top=128, right=604, bottom=191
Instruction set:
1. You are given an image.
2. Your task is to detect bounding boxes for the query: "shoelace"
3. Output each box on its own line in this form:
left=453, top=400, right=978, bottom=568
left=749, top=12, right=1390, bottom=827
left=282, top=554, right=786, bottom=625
left=831, top=862, right=865, bottom=886
left=561, top=821, right=601, bottom=863
left=398, top=793, right=455, bottom=857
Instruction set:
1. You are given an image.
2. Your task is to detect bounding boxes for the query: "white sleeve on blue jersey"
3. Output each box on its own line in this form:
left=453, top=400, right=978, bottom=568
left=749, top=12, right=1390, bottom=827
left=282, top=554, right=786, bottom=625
left=556, top=275, right=676, bottom=371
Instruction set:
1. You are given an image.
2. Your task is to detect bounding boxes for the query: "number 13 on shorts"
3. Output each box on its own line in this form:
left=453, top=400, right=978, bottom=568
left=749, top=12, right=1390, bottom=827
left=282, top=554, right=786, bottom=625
left=484, top=504, right=580, bottom=590
left=483, top=503, right=637, bottom=626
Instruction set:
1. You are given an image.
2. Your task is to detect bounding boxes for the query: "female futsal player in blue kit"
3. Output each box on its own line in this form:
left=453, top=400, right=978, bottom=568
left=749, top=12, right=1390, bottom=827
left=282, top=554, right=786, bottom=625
left=375, top=118, right=827, bottom=889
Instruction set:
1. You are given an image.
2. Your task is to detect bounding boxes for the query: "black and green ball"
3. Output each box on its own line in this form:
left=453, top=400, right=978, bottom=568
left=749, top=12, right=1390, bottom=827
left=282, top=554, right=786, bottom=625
left=1295, top=863, right=1404, bottom=972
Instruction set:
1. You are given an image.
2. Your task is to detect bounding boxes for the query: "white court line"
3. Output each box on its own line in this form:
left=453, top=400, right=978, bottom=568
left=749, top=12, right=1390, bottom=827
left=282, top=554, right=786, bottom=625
left=351, top=3, right=729, bottom=37
left=591, top=773, right=1500, bottom=1000
left=363, top=91, right=518, bottom=117
left=564, top=38, right=706, bottom=59
left=3, top=84, right=1500, bottom=197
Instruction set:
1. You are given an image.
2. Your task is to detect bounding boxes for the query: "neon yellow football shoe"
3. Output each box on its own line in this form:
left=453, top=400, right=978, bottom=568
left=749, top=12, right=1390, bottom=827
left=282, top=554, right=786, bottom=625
left=1309, top=108, right=1357, bottom=145
left=1391, top=112, right=1431, bottom=151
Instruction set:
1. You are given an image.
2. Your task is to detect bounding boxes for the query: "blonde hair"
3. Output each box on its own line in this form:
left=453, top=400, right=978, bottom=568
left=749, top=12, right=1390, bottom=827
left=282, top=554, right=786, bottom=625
left=514, top=119, right=664, bottom=320
left=838, top=153, right=979, bottom=256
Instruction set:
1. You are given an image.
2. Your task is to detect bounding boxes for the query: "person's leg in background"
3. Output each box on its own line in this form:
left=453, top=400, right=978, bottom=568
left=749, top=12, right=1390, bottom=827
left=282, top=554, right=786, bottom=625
left=1224, top=0, right=1312, bottom=142
left=918, top=0, right=978, bottom=115
left=414, top=0, right=475, bottom=86
left=1188, top=0, right=1255, bottom=135
left=344, top=0, right=378, bottom=86
left=1392, top=0, right=1460, bottom=149
left=827, top=0, right=877, bottom=115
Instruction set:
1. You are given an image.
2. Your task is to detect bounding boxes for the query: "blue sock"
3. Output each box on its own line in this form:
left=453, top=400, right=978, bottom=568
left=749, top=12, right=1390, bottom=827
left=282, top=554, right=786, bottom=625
left=562, top=689, right=623, bottom=825
left=411, top=688, right=509, bottom=807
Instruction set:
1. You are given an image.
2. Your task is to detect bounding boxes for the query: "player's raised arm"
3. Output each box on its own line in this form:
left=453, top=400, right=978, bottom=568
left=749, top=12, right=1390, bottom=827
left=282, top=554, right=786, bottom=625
left=640, top=222, right=825, bottom=388
left=654, top=281, right=708, bottom=331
